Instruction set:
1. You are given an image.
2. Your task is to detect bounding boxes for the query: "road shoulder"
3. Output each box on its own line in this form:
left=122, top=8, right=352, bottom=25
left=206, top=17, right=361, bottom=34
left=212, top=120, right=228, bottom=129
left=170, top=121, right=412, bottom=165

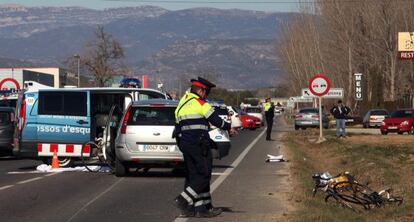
left=190, top=117, right=294, bottom=221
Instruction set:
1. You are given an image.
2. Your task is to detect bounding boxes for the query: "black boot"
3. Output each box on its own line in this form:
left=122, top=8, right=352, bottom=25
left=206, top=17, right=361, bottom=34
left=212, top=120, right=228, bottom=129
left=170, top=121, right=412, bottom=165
left=174, top=196, right=195, bottom=218
left=195, top=207, right=222, bottom=218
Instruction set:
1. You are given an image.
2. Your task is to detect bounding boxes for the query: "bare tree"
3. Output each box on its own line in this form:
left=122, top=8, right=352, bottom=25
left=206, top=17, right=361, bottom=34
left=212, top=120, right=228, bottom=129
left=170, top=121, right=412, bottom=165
left=82, top=26, right=124, bottom=87
left=278, top=0, right=414, bottom=113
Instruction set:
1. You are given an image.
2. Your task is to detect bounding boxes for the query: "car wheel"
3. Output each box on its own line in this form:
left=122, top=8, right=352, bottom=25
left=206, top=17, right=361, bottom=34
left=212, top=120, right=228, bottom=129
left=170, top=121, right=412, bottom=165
left=410, top=126, right=414, bottom=135
left=363, top=123, right=367, bottom=128
left=294, top=125, right=299, bottom=130
left=398, top=132, right=403, bottom=135
left=301, top=127, right=306, bottom=130
left=115, top=158, right=127, bottom=177
left=381, top=131, right=387, bottom=135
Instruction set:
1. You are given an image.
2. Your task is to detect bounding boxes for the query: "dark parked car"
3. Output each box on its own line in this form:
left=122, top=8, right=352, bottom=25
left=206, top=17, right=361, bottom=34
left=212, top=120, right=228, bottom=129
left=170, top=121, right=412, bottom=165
left=0, top=107, right=15, bottom=154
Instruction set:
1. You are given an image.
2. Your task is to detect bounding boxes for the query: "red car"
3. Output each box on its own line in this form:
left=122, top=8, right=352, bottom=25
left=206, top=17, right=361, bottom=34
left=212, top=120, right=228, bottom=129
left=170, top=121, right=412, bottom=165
left=380, top=109, right=414, bottom=135
left=240, top=112, right=261, bottom=130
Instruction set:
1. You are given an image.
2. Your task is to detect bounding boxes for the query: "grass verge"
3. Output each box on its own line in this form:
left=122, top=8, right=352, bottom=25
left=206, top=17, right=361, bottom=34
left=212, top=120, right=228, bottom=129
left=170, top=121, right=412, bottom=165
left=283, top=129, right=414, bottom=222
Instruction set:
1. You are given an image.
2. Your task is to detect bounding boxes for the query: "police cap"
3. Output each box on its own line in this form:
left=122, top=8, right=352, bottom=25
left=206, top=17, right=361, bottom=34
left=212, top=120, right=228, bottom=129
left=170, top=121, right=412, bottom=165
left=190, top=77, right=216, bottom=89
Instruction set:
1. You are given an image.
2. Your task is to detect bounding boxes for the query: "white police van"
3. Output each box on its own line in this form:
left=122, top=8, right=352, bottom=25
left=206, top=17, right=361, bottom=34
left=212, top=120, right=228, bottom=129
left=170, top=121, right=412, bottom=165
left=14, top=82, right=169, bottom=166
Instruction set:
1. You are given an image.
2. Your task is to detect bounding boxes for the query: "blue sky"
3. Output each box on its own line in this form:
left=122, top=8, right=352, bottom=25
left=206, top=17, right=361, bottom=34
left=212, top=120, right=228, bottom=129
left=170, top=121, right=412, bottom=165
left=0, top=0, right=301, bottom=12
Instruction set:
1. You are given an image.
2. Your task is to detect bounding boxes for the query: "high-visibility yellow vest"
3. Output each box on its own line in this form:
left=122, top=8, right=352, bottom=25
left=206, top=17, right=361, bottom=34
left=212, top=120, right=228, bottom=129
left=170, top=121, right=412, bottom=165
left=175, top=92, right=215, bottom=131
left=264, top=102, right=272, bottom=112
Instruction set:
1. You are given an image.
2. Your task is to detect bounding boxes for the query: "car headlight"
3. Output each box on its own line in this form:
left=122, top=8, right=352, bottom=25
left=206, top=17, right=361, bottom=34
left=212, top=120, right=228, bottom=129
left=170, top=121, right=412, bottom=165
left=381, top=121, right=386, bottom=126
left=401, top=120, right=409, bottom=126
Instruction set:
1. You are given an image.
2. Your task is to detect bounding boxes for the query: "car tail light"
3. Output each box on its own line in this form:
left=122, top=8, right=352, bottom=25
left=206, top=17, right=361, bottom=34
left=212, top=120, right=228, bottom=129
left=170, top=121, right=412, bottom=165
left=311, top=115, right=320, bottom=120
left=120, top=105, right=132, bottom=134
left=18, top=97, right=26, bottom=133
left=381, top=121, right=386, bottom=126
left=370, top=116, right=377, bottom=121
left=295, top=114, right=303, bottom=119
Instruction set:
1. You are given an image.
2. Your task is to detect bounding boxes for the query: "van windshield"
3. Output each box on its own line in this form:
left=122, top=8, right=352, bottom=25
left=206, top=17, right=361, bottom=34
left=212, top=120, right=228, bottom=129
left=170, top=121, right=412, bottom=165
left=0, top=112, right=11, bottom=125
left=128, top=107, right=176, bottom=126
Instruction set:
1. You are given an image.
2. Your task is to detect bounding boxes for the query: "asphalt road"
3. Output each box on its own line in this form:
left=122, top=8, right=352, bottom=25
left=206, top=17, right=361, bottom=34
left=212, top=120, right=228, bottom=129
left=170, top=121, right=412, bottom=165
left=0, top=116, right=290, bottom=222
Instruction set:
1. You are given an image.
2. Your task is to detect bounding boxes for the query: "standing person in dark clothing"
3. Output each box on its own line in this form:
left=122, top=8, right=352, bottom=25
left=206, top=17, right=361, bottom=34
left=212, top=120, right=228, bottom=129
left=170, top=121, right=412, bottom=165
left=264, top=97, right=275, bottom=141
left=330, top=100, right=351, bottom=138
left=173, top=77, right=237, bottom=218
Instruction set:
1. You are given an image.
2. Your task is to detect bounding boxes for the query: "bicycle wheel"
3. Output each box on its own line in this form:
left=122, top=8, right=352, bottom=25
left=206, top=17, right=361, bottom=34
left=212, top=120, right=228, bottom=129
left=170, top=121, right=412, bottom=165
left=325, top=192, right=358, bottom=212
left=332, top=182, right=372, bottom=210
left=81, top=141, right=104, bottom=172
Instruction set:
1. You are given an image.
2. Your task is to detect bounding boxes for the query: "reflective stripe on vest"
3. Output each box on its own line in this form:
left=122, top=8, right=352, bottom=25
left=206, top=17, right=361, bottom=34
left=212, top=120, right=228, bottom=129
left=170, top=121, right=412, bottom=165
left=181, top=124, right=209, bottom=131
left=204, top=107, right=215, bottom=119
left=177, top=114, right=204, bottom=121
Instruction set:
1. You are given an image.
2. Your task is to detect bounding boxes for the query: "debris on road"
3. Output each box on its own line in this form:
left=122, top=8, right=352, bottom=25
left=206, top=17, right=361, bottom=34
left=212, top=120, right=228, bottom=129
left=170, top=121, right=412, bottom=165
left=36, top=164, right=112, bottom=173
left=265, top=154, right=288, bottom=162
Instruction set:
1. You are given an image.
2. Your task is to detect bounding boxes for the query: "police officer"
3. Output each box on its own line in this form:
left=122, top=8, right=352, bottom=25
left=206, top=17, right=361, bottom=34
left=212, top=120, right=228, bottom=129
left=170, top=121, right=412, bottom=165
left=264, top=97, right=275, bottom=141
left=173, top=77, right=237, bottom=218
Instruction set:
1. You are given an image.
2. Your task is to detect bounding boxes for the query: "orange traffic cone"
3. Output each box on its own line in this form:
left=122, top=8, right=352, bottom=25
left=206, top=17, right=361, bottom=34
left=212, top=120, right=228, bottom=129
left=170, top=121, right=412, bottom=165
left=51, top=149, right=60, bottom=169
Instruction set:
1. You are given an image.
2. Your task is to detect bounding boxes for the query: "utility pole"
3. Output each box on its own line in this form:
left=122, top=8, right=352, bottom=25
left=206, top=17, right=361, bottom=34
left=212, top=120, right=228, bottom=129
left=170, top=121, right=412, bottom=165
left=74, top=54, right=80, bottom=87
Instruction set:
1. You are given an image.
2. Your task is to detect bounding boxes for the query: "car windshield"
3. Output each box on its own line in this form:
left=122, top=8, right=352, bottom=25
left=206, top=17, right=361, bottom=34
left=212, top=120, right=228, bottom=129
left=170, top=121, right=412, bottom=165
left=299, top=109, right=318, bottom=114
left=391, top=110, right=413, bottom=118
left=371, top=110, right=388, bottom=115
left=245, top=108, right=261, bottom=113
left=0, top=112, right=11, bottom=125
left=0, top=99, right=17, bottom=108
left=128, top=106, right=176, bottom=126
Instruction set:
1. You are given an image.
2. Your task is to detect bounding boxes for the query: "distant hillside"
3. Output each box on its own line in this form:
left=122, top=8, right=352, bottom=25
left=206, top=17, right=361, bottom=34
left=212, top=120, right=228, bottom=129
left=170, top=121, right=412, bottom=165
left=0, top=57, right=36, bottom=67
left=0, top=5, right=294, bottom=88
left=136, top=39, right=281, bottom=89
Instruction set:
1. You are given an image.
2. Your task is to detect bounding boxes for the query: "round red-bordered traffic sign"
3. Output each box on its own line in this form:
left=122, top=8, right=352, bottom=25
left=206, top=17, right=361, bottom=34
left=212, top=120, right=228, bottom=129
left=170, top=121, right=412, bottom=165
left=308, top=74, right=331, bottom=97
left=0, top=78, right=20, bottom=90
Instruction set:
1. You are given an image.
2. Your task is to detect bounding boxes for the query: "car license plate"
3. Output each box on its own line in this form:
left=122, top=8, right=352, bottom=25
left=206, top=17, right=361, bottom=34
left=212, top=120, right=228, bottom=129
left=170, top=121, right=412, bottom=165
left=302, top=121, right=313, bottom=124
left=388, top=126, right=398, bottom=129
left=140, top=145, right=174, bottom=152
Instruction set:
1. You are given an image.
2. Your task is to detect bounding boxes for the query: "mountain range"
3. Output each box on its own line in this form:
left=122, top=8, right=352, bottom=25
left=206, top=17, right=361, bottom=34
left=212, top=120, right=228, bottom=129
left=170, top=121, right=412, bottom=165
left=0, top=4, right=294, bottom=89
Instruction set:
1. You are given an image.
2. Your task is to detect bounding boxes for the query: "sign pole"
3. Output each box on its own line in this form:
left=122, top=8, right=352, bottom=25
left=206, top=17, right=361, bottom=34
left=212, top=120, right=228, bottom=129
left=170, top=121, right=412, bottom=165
left=318, top=96, right=325, bottom=143
left=308, top=73, right=331, bottom=143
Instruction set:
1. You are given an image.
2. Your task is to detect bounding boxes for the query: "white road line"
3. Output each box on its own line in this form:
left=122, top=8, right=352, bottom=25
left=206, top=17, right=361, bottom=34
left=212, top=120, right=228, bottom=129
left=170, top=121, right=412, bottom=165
left=66, top=178, right=125, bottom=222
left=44, top=172, right=60, bottom=177
left=173, top=128, right=266, bottom=222
left=0, top=185, right=14, bottom=190
left=17, top=177, right=43, bottom=184
left=211, top=172, right=229, bottom=176
left=8, top=171, right=46, bottom=175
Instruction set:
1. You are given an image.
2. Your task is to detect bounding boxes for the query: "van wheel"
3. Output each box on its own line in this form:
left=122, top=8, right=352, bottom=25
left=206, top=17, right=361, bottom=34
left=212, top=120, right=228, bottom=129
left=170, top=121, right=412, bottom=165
left=42, top=157, right=73, bottom=167
left=115, top=158, right=127, bottom=177
left=294, top=125, right=299, bottom=130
